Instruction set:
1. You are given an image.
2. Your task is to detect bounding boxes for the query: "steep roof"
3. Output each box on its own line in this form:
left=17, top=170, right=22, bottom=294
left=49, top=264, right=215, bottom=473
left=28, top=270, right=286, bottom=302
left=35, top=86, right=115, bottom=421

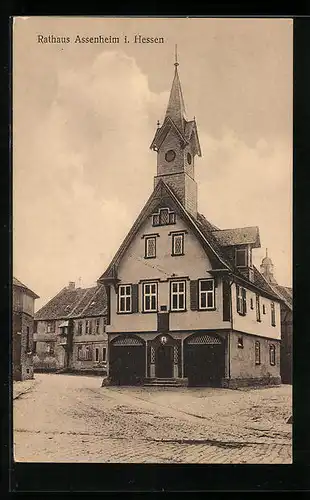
left=212, top=226, right=260, bottom=248
left=13, top=277, right=39, bottom=299
left=35, top=284, right=107, bottom=321
left=97, top=180, right=280, bottom=301
left=272, top=285, right=293, bottom=310
left=165, top=64, right=187, bottom=133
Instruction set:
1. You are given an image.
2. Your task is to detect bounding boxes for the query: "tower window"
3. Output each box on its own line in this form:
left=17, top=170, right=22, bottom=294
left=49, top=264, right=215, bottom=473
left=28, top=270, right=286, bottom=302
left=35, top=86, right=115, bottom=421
left=165, top=149, right=176, bottom=162
left=187, top=152, right=192, bottom=165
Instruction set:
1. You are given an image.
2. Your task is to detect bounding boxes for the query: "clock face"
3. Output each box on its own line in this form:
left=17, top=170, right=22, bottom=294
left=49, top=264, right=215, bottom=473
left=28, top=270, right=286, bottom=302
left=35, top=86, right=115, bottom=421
left=165, top=150, right=176, bottom=162
left=187, top=152, right=192, bottom=165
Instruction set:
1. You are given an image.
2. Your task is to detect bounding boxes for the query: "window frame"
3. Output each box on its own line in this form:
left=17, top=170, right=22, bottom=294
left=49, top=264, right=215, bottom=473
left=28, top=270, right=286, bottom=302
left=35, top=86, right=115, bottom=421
left=102, top=347, right=107, bottom=362
left=142, top=282, right=158, bottom=313
left=256, top=294, right=261, bottom=322
left=95, top=318, right=100, bottom=334
left=171, top=233, right=184, bottom=256
left=85, top=320, right=90, bottom=334
left=236, top=285, right=247, bottom=316
left=198, top=279, right=215, bottom=310
left=118, top=284, right=132, bottom=314
left=77, top=321, right=83, bottom=335
left=170, top=280, right=186, bottom=312
left=237, top=336, right=244, bottom=349
left=46, top=321, right=55, bottom=333
left=152, top=207, right=176, bottom=227
left=255, top=341, right=261, bottom=365
left=95, top=347, right=99, bottom=362
left=145, top=236, right=157, bottom=259
left=235, top=247, right=248, bottom=268
left=271, top=302, right=276, bottom=327
left=269, top=344, right=276, bottom=365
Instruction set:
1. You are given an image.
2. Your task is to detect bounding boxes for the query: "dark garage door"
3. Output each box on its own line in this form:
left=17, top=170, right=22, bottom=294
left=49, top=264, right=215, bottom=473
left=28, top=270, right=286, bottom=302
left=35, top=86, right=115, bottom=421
left=184, top=334, right=225, bottom=387
left=110, top=336, right=145, bottom=385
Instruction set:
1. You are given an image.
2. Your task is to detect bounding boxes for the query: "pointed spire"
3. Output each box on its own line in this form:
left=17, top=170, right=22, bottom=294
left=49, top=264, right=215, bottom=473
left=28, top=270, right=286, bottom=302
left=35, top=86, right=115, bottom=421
left=165, top=46, right=187, bottom=132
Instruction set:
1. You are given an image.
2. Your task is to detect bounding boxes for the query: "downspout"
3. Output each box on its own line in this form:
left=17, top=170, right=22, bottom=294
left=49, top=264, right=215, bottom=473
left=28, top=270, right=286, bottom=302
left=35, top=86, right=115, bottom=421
left=228, top=275, right=234, bottom=381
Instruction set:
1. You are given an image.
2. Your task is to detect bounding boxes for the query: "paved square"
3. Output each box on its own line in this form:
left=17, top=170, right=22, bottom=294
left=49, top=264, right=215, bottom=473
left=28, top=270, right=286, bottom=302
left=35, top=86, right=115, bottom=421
left=13, top=373, right=292, bottom=463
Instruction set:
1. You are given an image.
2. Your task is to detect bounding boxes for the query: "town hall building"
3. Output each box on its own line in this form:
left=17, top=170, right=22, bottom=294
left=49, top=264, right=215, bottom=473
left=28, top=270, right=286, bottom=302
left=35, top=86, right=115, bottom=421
left=98, top=55, right=283, bottom=388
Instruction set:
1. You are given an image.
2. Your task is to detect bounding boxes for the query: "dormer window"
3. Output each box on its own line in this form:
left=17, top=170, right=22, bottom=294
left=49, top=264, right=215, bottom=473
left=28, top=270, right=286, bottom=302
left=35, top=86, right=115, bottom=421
left=235, top=247, right=248, bottom=268
left=152, top=207, right=176, bottom=227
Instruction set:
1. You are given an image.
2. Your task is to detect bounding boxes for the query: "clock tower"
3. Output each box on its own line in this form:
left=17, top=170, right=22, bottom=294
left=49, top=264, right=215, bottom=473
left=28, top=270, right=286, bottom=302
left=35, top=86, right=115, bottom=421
left=150, top=48, right=202, bottom=219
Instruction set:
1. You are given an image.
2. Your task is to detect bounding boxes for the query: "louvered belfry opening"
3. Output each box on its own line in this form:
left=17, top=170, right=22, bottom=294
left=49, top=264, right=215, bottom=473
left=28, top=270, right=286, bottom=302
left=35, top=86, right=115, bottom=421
left=184, top=333, right=225, bottom=387
left=109, top=335, right=145, bottom=386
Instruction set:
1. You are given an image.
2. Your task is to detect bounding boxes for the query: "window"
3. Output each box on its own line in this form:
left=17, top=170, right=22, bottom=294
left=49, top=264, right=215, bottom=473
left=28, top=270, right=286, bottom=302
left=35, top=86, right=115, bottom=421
left=271, top=302, right=276, bottom=327
left=77, top=345, right=92, bottom=361
left=33, top=341, right=37, bottom=354
left=118, top=285, right=132, bottom=313
left=85, top=320, right=90, bottom=334
left=235, top=248, right=248, bottom=267
left=255, top=341, right=261, bottom=365
left=46, top=321, right=55, bottom=333
left=238, top=336, right=244, bottom=348
left=145, top=236, right=156, bottom=258
left=152, top=208, right=176, bottom=226
left=236, top=285, right=247, bottom=315
left=250, top=298, right=254, bottom=309
left=26, top=326, right=30, bottom=352
left=256, top=294, right=261, bottom=322
left=46, top=342, right=54, bottom=356
left=77, top=321, right=83, bottom=335
left=95, top=347, right=99, bottom=362
left=270, top=344, right=276, bottom=365
left=199, top=279, right=215, bottom=310
left=263, top=304, right=266, bottom=315
left=102, top=347, right=107, bottom=362
left=172, top=233, right=184, bottom=256
left=170, top=281, right=186, bottom=311
left=89, top=320, right=93, bottom=335
left=143, top=282, right=157, bottom=312
left=96, top=318, right=100, bottom=334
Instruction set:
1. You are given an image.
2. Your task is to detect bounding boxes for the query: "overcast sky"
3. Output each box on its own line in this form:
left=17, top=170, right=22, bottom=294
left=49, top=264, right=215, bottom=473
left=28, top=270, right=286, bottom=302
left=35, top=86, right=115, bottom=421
left=13, top=17, right=293, bottom=310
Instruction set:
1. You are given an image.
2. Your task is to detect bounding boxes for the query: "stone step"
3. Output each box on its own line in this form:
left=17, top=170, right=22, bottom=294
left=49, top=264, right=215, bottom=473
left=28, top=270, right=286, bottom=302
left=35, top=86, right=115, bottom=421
left=144, top=377, right=188, bottom=387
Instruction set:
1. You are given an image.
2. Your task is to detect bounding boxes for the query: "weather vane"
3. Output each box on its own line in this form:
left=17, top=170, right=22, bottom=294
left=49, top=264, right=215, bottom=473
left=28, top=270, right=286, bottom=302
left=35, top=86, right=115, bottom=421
left=174, top=44, right=179, bottom=67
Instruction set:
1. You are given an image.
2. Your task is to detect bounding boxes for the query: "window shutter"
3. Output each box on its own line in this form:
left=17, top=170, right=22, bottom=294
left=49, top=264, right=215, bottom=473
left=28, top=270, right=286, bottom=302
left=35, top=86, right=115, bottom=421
left=132, top=284, right=139, bottom=313
left=236, top=284, right=240, bottom=312
left=242, top=288, right=247, bottom=314
left=190, top=280, right=198, bottom=310
left=222, top=278, right=231, bottom=322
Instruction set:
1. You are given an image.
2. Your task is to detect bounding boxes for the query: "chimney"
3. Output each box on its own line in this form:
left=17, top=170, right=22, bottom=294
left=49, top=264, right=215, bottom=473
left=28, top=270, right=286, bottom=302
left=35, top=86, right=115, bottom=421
left=68, top=282, right=75, bottom=290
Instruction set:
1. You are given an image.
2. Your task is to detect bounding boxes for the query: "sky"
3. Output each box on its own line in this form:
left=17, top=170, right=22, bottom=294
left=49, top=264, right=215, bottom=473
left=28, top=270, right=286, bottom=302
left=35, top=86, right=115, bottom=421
left=13, top=17, right=293, bottom=310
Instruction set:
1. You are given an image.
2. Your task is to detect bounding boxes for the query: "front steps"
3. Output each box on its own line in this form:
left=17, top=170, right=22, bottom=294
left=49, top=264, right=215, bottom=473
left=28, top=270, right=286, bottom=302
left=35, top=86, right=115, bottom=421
left=144, top=377, right=188, bottom=387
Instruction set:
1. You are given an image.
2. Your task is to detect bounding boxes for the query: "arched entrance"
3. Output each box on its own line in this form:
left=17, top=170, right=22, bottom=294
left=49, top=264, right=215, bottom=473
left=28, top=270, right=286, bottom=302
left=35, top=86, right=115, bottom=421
left=184, top=333, right=225, bottom=387
left=149, top=334, right=179, bottom=379
left=109, top=335, right=145, bottom=385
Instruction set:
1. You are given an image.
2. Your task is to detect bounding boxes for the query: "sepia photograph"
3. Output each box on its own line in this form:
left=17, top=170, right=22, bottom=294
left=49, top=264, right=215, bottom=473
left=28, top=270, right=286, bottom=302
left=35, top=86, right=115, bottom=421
left=12, top=17, right=292, bottom=465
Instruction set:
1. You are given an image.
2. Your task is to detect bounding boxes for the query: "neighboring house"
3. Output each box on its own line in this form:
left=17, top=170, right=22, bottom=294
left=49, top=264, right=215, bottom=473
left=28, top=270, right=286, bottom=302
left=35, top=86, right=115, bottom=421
left=260, top=250, right=293, bottom=384
left=34, top=282, right=108, bottom=374
left=12, top=277, right=39, bottom=381
left=97, top=58, right=283, bottom=388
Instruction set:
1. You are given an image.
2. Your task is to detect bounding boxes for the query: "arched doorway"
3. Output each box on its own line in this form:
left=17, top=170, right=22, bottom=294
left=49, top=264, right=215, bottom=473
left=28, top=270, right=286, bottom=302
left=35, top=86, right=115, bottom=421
left=148, top=334, right=179, bottom=379
left=184, top=333, right=225, bottom=387
left=109, top=335, right=145, bottom=385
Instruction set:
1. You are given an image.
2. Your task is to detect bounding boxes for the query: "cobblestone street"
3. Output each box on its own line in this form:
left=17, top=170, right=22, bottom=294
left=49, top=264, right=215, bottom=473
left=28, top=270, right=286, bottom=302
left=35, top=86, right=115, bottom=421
left=13, top=374, right=292, bottom=464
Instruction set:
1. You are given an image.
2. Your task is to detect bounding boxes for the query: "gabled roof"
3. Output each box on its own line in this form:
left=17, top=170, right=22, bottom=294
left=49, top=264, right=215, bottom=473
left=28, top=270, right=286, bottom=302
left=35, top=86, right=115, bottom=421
left=212, top=226, right=260, bottom=248
left=13, top=277, right=39, bottom=299
left=272, top=285, right=293, bottom=311
left=97, top=179, right=280, bottom=301
left=35, top=284, right=107, bottom=321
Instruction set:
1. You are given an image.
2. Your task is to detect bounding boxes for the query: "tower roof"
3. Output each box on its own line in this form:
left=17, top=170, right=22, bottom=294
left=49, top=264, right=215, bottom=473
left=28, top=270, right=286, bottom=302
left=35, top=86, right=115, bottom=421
left=165, top=57, right=187, bottom=133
